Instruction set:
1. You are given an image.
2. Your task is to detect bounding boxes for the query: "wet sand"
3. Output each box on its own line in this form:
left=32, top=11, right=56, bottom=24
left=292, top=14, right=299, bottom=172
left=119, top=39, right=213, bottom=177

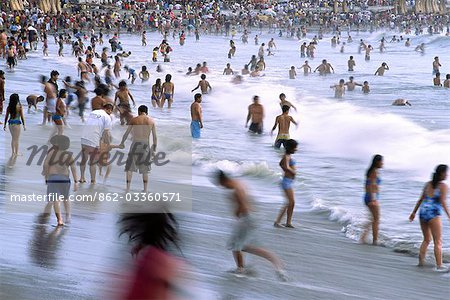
left=1, top=183, right=448, bottom=299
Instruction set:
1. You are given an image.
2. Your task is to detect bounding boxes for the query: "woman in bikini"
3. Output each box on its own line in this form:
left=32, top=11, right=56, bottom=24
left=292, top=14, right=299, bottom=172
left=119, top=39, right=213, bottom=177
left=3, top=93, right=26, bottom=156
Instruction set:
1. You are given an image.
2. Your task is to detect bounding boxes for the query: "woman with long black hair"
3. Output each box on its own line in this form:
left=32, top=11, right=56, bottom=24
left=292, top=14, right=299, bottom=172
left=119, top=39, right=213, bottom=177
left=360, top=154, right=383, bottom=245
left=410, top=165, right=450, bottom=271
left=3, top=93, right=25, bottom=156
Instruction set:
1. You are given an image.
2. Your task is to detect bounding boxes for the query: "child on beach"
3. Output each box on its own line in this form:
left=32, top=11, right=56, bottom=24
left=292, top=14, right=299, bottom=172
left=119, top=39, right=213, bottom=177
left=124, top=66, right=137, bottom=84
left=139, top=66, right=150, bottom=83
left=98, top=132, right=121, bottom=182
left=362, top=81, right=370, bottom=94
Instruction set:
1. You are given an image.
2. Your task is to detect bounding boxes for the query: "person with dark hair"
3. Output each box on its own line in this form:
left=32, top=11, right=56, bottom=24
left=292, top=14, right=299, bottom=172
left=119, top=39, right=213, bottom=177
left=0, top=70, right=5, bottom=116
left=41, top=71, right=59, bottom=125
left=52, top=89, right=67, bottom=136
left=120, top=105, right=157, bottom=192
left=114, top=80, right=135, bottom=125
left=216, top=171, right=288, bottom=280
left=91, top=84, right=107, bottom=111
left=190, top=93, right=203, bottom=138
left=3, top=94, right=25, bottom=156
left=360, top=154, right=383, bottom=245
left=42, top=135, right=78, bottom=226
left=246, top=95, right=264, bottom=134
left=151, top=78, right=162, bottom=108
left=271, top=105, right=298, bottom=149
left=274, top=139, right=298, bottom=228
left=409, top=165, right=450, bottom=271
left=161, top=74, right=174, bottom=108
left=191, top=74, right=212, bottom=94
left=26, top=94, right=45, bottom=113
left=119, top=212, right=188, bottom=298
left=80, top=103, right=113, bottom=184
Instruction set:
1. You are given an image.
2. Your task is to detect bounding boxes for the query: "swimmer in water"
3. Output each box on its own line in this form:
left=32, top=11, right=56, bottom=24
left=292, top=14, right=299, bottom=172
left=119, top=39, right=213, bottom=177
left=191, top=74, right=212, bottom=94
left=374, top=63, right=389, bottom=76
left=362, top=81, right=370, bottom=94
left=289, top=66, right=296, bottom=79
left=271, top=105, right=298, bottom=149
left=245, top=95, right=264, bottom=134
left=392, top=99, right=412, bottom=106
left=139, top=66, right=150, bottom=83
left=433, top=73, right=442, bottom=86
left=300, top=61, right=311, bottom=75
left=330, top=79, right=345, bottom=98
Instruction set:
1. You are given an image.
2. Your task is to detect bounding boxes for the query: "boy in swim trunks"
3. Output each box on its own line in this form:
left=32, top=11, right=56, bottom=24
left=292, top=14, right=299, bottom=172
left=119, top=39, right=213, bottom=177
left=245, top=95, right=264, bottom=134
left=271, top=105, right=298, bottom=149
left=190, top=93, right=203, bottom=138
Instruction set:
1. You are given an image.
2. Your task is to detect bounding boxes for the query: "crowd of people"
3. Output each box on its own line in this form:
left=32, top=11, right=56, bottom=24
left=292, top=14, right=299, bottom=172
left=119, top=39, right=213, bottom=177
left=1, top=1, right=449, bottom=297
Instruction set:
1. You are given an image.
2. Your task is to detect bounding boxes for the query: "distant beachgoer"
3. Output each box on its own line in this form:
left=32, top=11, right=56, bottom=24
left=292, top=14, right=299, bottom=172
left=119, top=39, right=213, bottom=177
left=216, top=171, right=288, bottom=280
left=345, top=76, right=362, bottom=91
left=433, top=73, right=442, bottom=86
left=245, top=95, right=264, bottom=134
left=444, top=74, right=450, bottom=88
left=223, top=63, right=234, bottom=75
left=289, top=66, right=296, bottom=79
left=374, top=63, right=389, bottom=76
left=409, top=165, right=450, bottom=272
left=3, top=94, right=26, bottom=156
left=432, top=56, right=441, bottom=75
left=314, top=59, right=334, bottom=75
left=190, top=93, right=203, bottom=138
left=192, top=74, right=212, bottom=94
left=271, top=105, right=298, bottom=149
left=0, top=70, right=4, bottom=115
left=360, top=154, right=383, bottom=245
left=330, top=79, right=346, bottom=98
left=300, top=61, right=311, bottom=75
left=139, top=66, right=150, bottom=83
left=278, top=93, right=297, bottom=112
left=348, top=56, right=356, bottom=71
left=362, top=81, right=370, bottom=94
left=274, top=139, right=298, bottom=228
left=392, top=99, right=412, bottom=106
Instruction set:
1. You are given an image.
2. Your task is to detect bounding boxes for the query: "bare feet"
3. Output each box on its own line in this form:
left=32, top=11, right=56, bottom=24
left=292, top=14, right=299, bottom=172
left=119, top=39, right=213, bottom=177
left=273, top=222, right=283, bottom=228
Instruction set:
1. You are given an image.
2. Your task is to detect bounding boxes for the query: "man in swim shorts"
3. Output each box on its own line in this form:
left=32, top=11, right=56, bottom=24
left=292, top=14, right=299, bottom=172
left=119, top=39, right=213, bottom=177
left=271, top=105, right=298, bottom=149
left=120, top=105, right=157, bottom=192
left=245, top=95, right=264, bottom=134
left=190, top=93, right=203, bottom=138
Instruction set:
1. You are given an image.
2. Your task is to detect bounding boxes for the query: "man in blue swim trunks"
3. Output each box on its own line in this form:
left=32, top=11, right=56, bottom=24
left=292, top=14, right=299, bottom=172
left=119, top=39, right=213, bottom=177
left=190, top=93, right=203, bottom=138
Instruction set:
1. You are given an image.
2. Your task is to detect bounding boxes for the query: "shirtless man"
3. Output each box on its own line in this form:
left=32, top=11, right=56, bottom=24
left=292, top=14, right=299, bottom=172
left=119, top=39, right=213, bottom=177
left=444, top=74, right=450, bottom=88
left=271, top=105, right=298, bottom=149
left=331, top=79, right=346, bottom=98
left=300, top=61, right=311, bottom=75
left=191, top=74, right=212, bottom=94
left=314, top=59, right=334, bottom=75
left=289, top=66, right=296, bottom=79
left=41, top=71, right=59, bottom=125
left=190, top=93, right=203, bottom=138
left=161, top=74, right=174, bottom=108
left=91, top=85, right=107, bottom=110
left=433, top=73, right=442, bottom=86
left=0, top=70, right=5, bottom=115
left=199, top=62, right=209, bottom=73
left=223, top=63, right=234, bottom=75
left=374, top=63, right=389, bottom=76
left=258, top=43, right=265, bottom=59
left=42, top=134, right=78, bottom=226
left=115, top=80, right=136, bottom=125
left=279, top=93, right=297, bottom=112
left=245, top=95, right=264, bottom=134
left=119, top=105, right=157, bottom=192
left=348, top=56, right=356, bottom=72
left=432, top=56, right=441, bottom=75
left=216, top=170, right=287, bottom=280
left=345, top=76, right=362, bottom=91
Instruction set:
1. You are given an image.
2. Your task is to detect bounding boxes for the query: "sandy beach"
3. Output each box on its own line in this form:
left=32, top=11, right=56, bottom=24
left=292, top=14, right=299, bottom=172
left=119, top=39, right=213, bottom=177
left=1, top=182, right=448, bottom=299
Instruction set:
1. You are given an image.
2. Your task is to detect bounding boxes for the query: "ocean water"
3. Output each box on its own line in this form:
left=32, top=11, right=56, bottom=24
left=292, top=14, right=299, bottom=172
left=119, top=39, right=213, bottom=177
left=1, top=27, right=449, bottom=266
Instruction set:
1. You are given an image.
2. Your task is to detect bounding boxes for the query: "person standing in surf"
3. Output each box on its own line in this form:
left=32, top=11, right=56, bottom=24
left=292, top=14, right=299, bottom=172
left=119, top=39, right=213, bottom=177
left=190, top=93, right=203, bottom=139
left=271, top=105, right=298, bottom=149
left=409, top=165, right=450, bottom=272
left=216, top=171, right=288, bottom=280
left=274, top=139, right=298, bottom=228
left=360, top=154, right=383, bottom=245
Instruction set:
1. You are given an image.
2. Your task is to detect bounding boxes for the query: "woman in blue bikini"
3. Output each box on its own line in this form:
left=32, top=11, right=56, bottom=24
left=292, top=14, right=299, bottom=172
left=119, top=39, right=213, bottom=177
left=410, top=165, right=450, bottom=271
left=274, top=139, right=298, bottom=228
left=360, top=154, right=383, bottom=245
left=3, top=93, right=26, bottom=156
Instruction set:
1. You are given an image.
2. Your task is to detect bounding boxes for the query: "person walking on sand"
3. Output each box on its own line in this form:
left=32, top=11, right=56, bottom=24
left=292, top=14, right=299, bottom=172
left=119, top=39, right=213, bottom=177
left=274, top=139, right=298, bottom=228
left=216, top=171, right=288, bottom=280
left=360, top=154, right=383, bottom=245
left=42, top=134, right=78, bottom=226
left=409, top=165, right=450, bottom=272
left=190, top=94, right=203, bottom=139
left=3, top=94, right=26, bottom=156
left=119, top=105, right=157, bottom=192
